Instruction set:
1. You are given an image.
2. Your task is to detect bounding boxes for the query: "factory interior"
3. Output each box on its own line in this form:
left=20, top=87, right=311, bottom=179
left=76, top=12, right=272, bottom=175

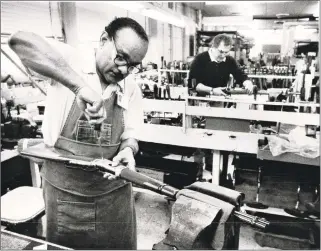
left=1, top=1, right=320, bottom=250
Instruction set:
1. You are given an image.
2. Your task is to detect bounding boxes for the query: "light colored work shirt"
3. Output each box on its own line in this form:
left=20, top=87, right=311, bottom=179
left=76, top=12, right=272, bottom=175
left=41, top=40, right=143, bottom=147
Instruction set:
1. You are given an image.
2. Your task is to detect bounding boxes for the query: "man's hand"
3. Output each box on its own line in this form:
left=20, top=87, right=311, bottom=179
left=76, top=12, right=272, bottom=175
left=243, top=80, right=254, bottom=95
left=103, top=147, right=136, bottom=180
left=211, top=87, right=228, bottom=97
left=76, top=86, right=105, bottom=123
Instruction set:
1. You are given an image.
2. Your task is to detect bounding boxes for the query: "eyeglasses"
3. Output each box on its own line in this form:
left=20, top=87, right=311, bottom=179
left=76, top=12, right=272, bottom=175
left=111, top=37, right=141, bottom=74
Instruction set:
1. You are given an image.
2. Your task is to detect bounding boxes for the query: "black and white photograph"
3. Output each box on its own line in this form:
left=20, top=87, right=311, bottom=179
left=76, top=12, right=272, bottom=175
left=0, top=1, right=320, bottom=250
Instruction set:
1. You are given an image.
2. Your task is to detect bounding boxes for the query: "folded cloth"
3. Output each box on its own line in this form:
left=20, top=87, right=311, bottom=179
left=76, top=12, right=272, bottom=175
left=176, top=189, right=235, bottom=250
left=185, top=181, right=245, bottom=207
left=268, top=133, right=319, bottom=158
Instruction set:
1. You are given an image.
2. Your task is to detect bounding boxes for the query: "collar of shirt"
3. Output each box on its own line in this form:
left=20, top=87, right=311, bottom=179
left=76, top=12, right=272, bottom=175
left=80, top=49, right=124, bottom=99
left=208, top=48, right=226, bottom=63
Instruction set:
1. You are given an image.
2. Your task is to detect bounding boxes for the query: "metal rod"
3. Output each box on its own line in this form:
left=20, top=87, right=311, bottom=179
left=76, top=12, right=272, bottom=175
left=1, top=48, right=47, bottom=95
left=234, top=213, right=267, bottom=229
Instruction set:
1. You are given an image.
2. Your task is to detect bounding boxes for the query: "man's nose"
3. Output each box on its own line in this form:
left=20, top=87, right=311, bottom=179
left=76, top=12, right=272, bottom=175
left=116, top=65, right=129, bottom=75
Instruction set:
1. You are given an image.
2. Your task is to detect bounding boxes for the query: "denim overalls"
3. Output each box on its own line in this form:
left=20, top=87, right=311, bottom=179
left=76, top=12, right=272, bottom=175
left=41, top=92, right=137, bottom=249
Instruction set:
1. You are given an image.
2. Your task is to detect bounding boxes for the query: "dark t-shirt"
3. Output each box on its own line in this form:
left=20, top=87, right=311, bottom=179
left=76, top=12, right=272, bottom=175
left=188, top=51, right=248, bottom=89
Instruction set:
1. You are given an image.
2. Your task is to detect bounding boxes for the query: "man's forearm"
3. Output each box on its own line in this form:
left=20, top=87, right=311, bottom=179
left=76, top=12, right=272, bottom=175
left=195, top=83, right=212, bottom=95
left=120, top=138, right=139, bottom=155
left=8, top=31, right=86, bottom=94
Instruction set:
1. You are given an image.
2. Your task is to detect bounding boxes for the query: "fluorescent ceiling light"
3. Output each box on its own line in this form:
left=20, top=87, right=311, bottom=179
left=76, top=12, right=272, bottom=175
left=205, top=1, right=294, bottom=5
left=203, top=16, right=253, bottom=25
left=107, top=2, right=145, bottom=12
left=296, top=25, right=305, bottom=30
left=107, top=2, right=186, bottom=27
left=142, top=8, right=185, bottom=27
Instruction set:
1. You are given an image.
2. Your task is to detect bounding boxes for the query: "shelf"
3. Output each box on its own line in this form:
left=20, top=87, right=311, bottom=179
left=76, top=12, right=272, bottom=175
left=248, top=75, right=296, bottom=80
left=187, top=96, right=320, bottom=107
left=158, top=69, right=189, bottom=73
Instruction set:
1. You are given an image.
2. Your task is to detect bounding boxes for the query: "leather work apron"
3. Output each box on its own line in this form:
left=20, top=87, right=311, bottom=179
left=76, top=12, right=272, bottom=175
left=41, top=92, right=137, bottom=250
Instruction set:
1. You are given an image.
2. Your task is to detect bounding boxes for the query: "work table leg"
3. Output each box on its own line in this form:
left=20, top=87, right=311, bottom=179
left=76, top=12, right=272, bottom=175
left=29, top=160, right=41, bottom=188
left=212, top=150, right=222, bottom=185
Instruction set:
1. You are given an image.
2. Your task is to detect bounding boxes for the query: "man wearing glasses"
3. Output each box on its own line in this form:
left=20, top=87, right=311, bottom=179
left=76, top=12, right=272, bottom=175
left=189, top=33, right=253, bottom=96
left=9, top=17, right=148, bottom=249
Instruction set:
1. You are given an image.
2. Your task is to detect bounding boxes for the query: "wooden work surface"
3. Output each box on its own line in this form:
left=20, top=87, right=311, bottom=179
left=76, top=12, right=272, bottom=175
left=1, top=149, right=19, bottom=162
left=138, top=124, right=263, bottom=154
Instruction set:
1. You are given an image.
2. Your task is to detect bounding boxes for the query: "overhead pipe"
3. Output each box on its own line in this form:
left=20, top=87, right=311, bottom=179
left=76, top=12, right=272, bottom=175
left=282, top=21, right=319, bottom=27
left=253, top=14, right=316, bottom=20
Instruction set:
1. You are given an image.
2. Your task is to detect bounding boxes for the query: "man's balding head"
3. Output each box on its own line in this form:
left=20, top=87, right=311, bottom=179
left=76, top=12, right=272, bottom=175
left=96, top=17, right=149, bottom=85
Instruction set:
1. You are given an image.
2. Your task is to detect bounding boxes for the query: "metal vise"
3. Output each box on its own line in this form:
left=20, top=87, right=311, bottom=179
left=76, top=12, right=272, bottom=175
left=153, top=182, right=251, bottom=250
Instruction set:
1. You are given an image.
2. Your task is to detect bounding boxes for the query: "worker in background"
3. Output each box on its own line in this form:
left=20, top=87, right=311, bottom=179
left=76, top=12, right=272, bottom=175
left=136, top=62, right=158, bottom=98
left=9, top=17, right=149, bottom=249
left=295, top=53, right=308, bottom=75
left=188, top=33, right=254, bottom=97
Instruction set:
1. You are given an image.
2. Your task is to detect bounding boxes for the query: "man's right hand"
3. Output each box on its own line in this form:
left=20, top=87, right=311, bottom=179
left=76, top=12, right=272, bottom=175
left=211, top=87, right=228, bottom=97
left=76, top=86, right=105, bottom=122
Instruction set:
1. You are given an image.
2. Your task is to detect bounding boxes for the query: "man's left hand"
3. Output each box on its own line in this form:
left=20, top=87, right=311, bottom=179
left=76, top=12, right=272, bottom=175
left=243, top=80, right=254, bottom=95
left=103, top=147, right=136, bottom=180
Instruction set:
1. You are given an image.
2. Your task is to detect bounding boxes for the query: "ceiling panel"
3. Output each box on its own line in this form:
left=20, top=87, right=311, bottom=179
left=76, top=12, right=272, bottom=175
left=185, top=1, right=319, bottom=18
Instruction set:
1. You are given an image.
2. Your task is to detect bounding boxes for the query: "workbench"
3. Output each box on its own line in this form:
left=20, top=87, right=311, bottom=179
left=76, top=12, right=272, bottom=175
left=12, top=95, right=320, bottom=187
left=142, top=96, right=319, bottom=185
left=138, top=124, right=263, bottom=185
left=1, top=149, right=41, bottom=188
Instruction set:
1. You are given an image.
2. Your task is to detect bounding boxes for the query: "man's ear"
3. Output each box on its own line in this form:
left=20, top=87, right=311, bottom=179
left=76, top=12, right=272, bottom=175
left=99, top=31, right=109, bottom=47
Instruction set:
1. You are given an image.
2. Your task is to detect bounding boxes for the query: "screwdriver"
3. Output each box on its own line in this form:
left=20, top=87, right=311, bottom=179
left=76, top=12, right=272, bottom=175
left=94, top=122, right=104, bottom=159
left=86, top=104, right=106, bottom=159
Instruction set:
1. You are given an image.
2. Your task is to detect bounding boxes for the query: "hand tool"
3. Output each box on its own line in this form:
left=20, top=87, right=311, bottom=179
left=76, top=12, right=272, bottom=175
left=87, top=105, right=106, bottom=159
left=94, top=123, right=104, bottom=159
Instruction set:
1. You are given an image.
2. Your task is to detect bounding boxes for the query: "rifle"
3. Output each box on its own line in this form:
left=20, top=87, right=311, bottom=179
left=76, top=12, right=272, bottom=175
left=20, top=143, right=269, bottom=230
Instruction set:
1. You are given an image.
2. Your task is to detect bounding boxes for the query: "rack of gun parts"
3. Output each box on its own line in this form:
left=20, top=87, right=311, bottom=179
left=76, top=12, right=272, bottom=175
left=65, top=158, right=270, bottom=230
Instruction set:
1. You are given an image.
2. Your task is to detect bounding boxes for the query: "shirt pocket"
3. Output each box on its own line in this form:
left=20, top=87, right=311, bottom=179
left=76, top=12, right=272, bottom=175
left=75, top=120, right=113, bottom=145
left=57, top=200, right=96, bottom=234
